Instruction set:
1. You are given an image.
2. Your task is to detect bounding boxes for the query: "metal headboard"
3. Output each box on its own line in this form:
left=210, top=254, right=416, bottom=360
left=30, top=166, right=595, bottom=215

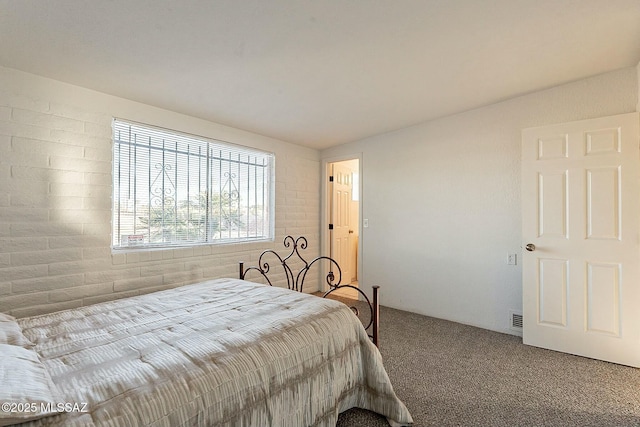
left=239, top=235, right=380, bottom=346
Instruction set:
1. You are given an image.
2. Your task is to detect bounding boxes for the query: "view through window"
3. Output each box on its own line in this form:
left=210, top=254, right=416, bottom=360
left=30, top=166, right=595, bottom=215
left=112, top=119, right=274, bottom=249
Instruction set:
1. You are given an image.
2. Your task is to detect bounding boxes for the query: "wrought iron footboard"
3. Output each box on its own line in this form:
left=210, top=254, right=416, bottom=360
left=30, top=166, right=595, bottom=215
left=239, top=235, right=380, bottom=347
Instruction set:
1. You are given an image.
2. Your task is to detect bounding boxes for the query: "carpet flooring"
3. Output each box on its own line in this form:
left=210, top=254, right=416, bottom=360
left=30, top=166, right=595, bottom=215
left=332, top=302, right=640, bottom=427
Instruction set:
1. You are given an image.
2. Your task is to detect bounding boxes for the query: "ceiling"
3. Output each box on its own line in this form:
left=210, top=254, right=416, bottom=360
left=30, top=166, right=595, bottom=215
left=1, top=0, right=639, bottom=149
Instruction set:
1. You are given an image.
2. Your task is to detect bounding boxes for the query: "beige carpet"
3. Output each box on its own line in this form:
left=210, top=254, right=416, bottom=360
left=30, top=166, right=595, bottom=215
left=331, top=302, right=640, bottom=427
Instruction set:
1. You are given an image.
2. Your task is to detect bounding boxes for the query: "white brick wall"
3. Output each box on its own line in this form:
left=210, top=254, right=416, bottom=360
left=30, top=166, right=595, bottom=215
left=0, top=66, right=321, bottom=317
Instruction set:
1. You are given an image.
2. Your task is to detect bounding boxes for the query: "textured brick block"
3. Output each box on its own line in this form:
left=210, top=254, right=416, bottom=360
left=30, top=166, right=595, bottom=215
left=12, top=136, right=84, bottom=159
left=11, top=108, right=84, bottom=133
left=202, top=265, right=233, bottom=279
left=84, top=172, right=111, bottom=186
left=0, top=165, right=9, bottom=187
left=12, top=165, right=84, bottom=184
left=48, top=283, right=114, bottom=303
left=42, top=195, right=86, bottom=210
left=49, top=209, right=110, bottom=224
left=0, top=292, right=49, bottom=314
left=48, top=102, right=110, bottom=125
left=0, top=177, right=49, bottom=196
left=2, top=150, right=48, bottom=169
left=82, top=223, right=111, bottom=237
left=285, top=212, right=306, bottom=221
left=183, top=259, right=209, bottom=271
left=163, top=270, right=203, bottom=285
left=136, top=283, right=177, bottom=296
left=12, top=273, right=84, bottom=294
left=42, top=300, right=84, bottom=313
left=140, top=262, right=182, bottom=276
left=0, top=120, right=51, bottom=141
left=48, top=258, right=111, bottom=276
left=113, top=275, right=163, bottom=292
left=83, top=290, right=139, bottom=306
left=49, top=182, right=107, bottom=197
left=49, top=235, right=109, bottom=249
left=0, top=106, right=11, bottom=121
left=10, top=223, right=80, bottom=237
left=82, top=196, right=112, bottom=210
left=111, top=253, right=126, bottom=265
left=11, top=299, right=83, bottom=318
left=0, top=265, right=48, bottom=281
left=0, top=237, right=48, bottom=253
left=11, top=248, right=82, bottom=266
left=0, top=207, right=49, bottom=223
left=125, top=251, right=152, bottom=264
left=0, top=90, right=49, bottom=113
left=83, top=122, right=112, bottom=137
left=49, top=129, right=110, bottom=148
left=84, top=268, right=140, bottom=285
left=11, top=192, right=64, bottom=209
left=10, top=192, right=53, bottom=209
left=0, top=282, right=10, bottom=296
left=50, top=156, right=111, bottom=174
left=82, top=247, right=111, bottom=260
left=0, top=134, right=10, bottom=152
left=173, top=248, right=194, bottom=258
left=84, top=145, right=112, bottom=161
left=190, top=246, right=205, bottom=257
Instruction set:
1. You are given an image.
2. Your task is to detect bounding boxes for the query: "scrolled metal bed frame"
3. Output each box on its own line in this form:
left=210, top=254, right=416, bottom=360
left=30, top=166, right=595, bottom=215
left=239, top=235, right=380, bottom=346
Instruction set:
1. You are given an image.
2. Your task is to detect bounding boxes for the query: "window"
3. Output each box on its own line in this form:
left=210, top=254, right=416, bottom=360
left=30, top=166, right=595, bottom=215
left=112, top=119, right=274, bottom=249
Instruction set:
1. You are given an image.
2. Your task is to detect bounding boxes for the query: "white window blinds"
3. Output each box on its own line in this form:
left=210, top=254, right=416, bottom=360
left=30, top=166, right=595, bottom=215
left=112, top=119, right=274, bottom=249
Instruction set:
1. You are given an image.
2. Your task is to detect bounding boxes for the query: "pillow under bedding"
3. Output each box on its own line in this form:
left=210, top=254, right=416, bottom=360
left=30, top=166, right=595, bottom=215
left=0, top=343, right=62, bottom=427
left=0, top=313, right=34, bottom=348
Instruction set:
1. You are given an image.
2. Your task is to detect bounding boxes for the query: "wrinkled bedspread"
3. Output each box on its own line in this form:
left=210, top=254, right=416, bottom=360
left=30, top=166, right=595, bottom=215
left=16, top=278, right=412, bottom=426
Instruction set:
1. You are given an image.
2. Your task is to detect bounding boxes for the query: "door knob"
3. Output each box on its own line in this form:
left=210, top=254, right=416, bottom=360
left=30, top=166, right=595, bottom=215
left=348, top=230, right=354, bottom=234
left=525, top=243, right=536, bottom=252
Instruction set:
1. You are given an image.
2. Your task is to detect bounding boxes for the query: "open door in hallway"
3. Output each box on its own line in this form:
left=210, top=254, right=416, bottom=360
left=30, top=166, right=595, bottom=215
left=329, top=159, right=359, bottom=296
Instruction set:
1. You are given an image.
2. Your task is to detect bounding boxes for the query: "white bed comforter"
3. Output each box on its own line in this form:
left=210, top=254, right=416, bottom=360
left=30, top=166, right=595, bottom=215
left=15, top=278, right=413, bottom=427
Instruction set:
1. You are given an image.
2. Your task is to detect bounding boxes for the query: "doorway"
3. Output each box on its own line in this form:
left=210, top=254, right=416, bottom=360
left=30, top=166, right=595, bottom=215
left=326, top=158, right=360, bottom=299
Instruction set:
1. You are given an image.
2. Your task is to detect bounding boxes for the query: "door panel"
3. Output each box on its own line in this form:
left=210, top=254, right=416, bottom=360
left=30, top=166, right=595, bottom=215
left=537, top=258, right=568, bottom=327
left=331, top=163, right=353, bottom=284
left=586, top=167, right=620, bottom=240
left=522, top=112, right=640, bottom=367
left=538, top=171, right=568, bottom=238
left=586, top=262, right=620, bottom=336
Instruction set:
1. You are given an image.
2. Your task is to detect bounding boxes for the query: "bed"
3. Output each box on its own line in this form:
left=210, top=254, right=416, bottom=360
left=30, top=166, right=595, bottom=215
left=0, top=237, right=413, bottom=427
left=238, top=235, right=381, bottom=347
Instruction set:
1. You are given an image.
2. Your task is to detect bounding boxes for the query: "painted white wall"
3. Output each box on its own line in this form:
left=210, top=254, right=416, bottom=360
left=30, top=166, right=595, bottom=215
left=0, top=66, right=321, bottom=317
left=321, top=67, right=639, bottom=335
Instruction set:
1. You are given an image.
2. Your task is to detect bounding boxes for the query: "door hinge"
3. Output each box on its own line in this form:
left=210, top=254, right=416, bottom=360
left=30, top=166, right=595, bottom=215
left=329, top=176, right=334, bottom=182
left=329, top=224, right=334, bottom=230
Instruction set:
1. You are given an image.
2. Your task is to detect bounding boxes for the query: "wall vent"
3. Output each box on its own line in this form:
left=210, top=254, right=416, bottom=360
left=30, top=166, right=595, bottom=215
left=509, top=310, right=523, bottom=334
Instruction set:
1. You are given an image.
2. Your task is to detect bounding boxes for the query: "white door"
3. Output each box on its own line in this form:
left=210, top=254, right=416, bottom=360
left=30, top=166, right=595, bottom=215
left=522, top=112, right=640, bottom=367
left=331, top=163, right=353, bottom=284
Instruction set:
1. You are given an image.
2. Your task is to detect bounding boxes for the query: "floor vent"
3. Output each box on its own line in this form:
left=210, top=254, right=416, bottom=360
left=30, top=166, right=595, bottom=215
left=509, top=310, right=523, bottom=332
